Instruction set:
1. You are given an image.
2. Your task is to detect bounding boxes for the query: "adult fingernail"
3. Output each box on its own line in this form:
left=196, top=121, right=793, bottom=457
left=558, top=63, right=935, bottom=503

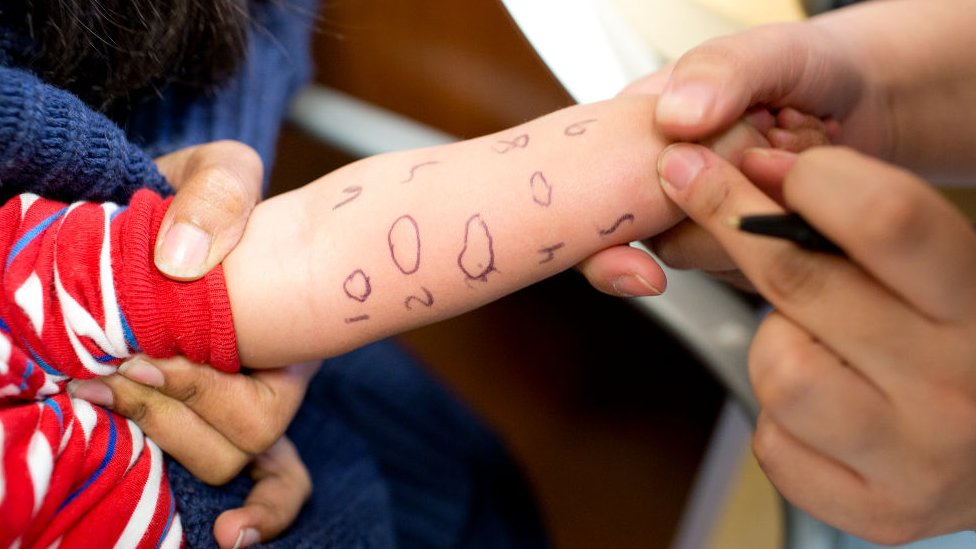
left=68, top=379, right=114, bottom=407
left=232, top=528, right=261, bottom=549
left=658, top=144, right=705, bottom=191
left=612, top=274, right=661, bottom=297
left=118, top=359, right=165, bottom=388
left=657, top=83, right=715, bottom=127
left=156, top=221, right=211, bottom=279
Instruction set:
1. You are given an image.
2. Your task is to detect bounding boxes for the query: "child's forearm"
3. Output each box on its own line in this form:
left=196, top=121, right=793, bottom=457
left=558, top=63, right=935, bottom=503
left=224, top=96, right=680, bottom=368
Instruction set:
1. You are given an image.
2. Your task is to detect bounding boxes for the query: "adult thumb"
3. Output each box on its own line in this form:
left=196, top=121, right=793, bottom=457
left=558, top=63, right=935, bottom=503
left=655, top=22, right=854, bottom=141
left=153, top=141, right=263, bottom=281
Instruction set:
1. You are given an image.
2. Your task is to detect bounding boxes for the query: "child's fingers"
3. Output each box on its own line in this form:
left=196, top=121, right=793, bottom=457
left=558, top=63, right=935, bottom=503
left=768, top=108, right=831, bottom=152
left=768, top=127, right=831, bottom=152
left=776, top=107, right=826, bottom=132
left=702, top=115, right=772, bottom=168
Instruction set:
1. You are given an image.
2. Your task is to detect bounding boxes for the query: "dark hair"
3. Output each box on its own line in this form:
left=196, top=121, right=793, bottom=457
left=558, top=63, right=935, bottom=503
left=6, top=0, right=255, bottom=113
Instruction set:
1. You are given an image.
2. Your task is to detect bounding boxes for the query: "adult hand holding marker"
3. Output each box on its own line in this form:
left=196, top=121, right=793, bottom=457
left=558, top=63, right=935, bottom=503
left=578, top=0, right=976, bottom=298
left=658, top=142, right=976, bottom=544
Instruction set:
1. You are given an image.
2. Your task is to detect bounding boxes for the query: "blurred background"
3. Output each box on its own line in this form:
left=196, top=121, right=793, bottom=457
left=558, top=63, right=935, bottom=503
left=268, top=2, right=817, bottom=548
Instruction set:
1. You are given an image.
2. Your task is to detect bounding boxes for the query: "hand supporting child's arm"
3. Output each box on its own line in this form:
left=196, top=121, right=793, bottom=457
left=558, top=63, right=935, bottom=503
left=224, top=96, right=753, bottom=367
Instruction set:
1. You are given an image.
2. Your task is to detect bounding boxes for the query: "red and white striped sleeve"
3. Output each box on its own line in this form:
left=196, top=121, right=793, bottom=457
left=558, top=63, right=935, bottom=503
left=0, top=189, right=239, bottom=548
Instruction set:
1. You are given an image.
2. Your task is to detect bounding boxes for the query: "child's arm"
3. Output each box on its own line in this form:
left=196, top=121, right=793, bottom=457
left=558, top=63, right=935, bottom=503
left=225, top=96, right=691, bottom=367
left=0, top=96, right=772, bottom=394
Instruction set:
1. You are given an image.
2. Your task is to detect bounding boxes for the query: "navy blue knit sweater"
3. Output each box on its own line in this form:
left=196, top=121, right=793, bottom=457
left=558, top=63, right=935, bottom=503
left=0, top=4, right=550, bottom=547
left=0, top=0, right=315, bottom=204
left=0, top=1, right=326, bottom=547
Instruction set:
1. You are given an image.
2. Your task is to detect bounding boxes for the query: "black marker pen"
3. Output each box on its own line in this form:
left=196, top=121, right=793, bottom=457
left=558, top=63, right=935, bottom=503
left=731, top=212, right=843, bottom=255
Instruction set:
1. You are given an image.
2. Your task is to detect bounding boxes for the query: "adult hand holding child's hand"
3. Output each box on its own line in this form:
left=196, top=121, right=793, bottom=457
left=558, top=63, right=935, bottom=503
left=576, top=11, right=879, bottom=296
left=69, top=140, right=314, bottom=548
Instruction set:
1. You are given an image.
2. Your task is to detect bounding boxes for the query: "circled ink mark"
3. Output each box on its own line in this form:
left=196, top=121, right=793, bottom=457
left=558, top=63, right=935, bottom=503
left=388, top=215, right=421, bottom=275
left=401, top=161, right=440, bottom=183
left=458, top=214, right=496, bottom=282
left=599, top=214, right=636, bottom=237
left=492, top=134, right=530, bottom=154
left=333, top=186, right=363, bottom=210
left=404, top=287, right=435, bottom=310
left=537, top=242, right=565, bottom=264
left=530, top=171, right=553, bottom=207
left=343, top=269, right=372, bottom=302
left=345, top=315, right=370, bottom=324
left=564, top=118, right=597, bottom=136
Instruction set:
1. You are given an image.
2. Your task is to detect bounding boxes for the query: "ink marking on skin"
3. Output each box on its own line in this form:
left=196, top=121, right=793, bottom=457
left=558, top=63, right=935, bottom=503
left=404, top=287, right=435, bottom=310
left=343, top=269, right=372, bottom=302
left=492, top=133, right=530, bottom=154
left=345, top=315, right=370, bottom=323
left=564, top=118, right=597, bottom=136
left=458, top=214, right=496, bottom=282
left=537, top=242, right=565, bottom=264
left=401, top=161, right=440, bottom=183
left=388, top=215, right=421, bottom=275
left=333, top=186, right=363, bottom=210
left=598, top=214, right=635, bottom=237
left=530, top=171, right=553, bottom=207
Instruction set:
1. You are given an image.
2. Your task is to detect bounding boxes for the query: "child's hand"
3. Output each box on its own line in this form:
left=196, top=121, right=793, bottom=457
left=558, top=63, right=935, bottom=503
left=152, top=140, right=263, bottom=280
left=647, top=108, right=832, bottom=292
left=659, top=142, right=976, bottom=544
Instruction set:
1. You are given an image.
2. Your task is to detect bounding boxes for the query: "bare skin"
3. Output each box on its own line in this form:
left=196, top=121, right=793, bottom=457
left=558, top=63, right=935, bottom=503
left=76, top=96, right=788, bottom=548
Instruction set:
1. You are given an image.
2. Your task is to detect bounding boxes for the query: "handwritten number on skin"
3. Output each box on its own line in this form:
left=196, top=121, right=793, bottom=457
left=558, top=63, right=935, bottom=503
left=388, top=215, right=421, bottom=275
left=599, top=214, right=635, bottom=237
left=401, top=161, right=440, bottom=183
left=458, top=214, right=496, bottom=282
left=492, top=134, right=530, bottom=154
left=333, top=186, right=363, bottom=210
left=404, top=287, right=435, bottom=310
left=564, top=119, right=597, bottom=136
left=537, top=242, right=565, bottom=264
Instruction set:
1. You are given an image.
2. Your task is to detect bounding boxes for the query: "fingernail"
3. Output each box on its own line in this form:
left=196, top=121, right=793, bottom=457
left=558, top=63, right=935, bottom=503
left=232, top=528, right=261, bottom=549
left=156, top=221, right=211, bottom=279
left=118, top=359, right=165, bottom=388
left=658, top=144, right=705, bottom=191
left=657, top=83, right=715, bottom=127
left=68, top=379, right=114, bottom=407
left=611, top=274, right=662, bottom=297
